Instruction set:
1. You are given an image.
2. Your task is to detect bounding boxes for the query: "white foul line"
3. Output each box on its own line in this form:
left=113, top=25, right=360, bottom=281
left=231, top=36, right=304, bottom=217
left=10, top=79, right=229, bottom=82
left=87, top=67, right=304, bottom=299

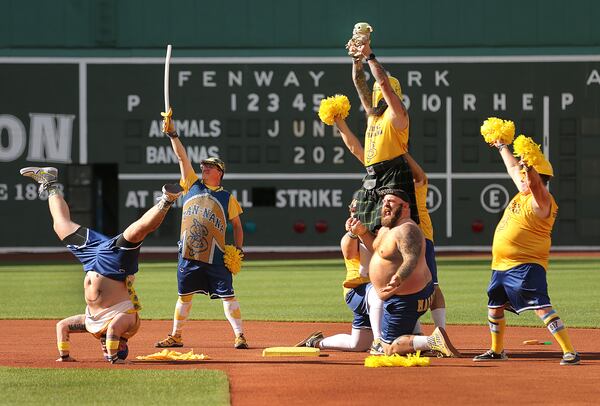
left=79, top=62, right=87, bottom=165
left=446, top=97, right=453, bottom=238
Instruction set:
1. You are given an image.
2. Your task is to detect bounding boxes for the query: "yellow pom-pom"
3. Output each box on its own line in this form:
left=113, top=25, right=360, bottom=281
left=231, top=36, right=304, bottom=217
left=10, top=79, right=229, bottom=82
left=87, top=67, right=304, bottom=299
left=480, top=117, right=515, bottom=145
left=513, top=135, right=545, bottom=168
left=136, top=349, right=210, bottom=361
left=224, top=245, right=243, bottom=275
left=318, top=94, right=351, bottom=125
left=364, top=352, right=430, bottom=368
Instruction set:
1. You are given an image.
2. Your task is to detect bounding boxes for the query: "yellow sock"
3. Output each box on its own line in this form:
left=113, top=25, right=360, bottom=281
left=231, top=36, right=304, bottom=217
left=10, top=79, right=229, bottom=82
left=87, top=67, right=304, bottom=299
left=106, top=338, right=120, bottom=356
left=542, top=310, right=575, bottom=354
left=488, top=313, right=506, bottom=353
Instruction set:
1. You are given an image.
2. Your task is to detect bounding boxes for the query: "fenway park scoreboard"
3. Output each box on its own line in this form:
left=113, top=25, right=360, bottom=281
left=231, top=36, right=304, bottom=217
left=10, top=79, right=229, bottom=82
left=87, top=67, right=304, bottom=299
left=1, top=56, right=600, bottom=251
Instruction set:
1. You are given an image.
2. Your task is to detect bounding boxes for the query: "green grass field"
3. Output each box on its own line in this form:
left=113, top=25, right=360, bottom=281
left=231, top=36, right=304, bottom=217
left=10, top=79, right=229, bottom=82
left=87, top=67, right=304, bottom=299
left=0, top=256, right=598, bottom=404
left=0, top=367, right=229, bottom=405
left=1, top=256, right=598, bottom=327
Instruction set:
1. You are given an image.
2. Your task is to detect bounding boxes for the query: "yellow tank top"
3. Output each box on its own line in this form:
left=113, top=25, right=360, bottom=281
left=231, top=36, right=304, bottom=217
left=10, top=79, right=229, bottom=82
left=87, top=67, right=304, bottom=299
left=491, top=192, right=558, bottom=271
left=415, top=182, right=434, bottom=242
left=364, top=108, right=409, bottom=166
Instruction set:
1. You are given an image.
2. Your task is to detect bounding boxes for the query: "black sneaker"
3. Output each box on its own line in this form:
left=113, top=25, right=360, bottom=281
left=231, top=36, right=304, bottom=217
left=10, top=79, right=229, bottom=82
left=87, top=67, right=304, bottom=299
left=295, top=331, right=323, bottom=348
left=473, top=349, right=508, bottom=362
left=560, top=352, right=580, bottom=366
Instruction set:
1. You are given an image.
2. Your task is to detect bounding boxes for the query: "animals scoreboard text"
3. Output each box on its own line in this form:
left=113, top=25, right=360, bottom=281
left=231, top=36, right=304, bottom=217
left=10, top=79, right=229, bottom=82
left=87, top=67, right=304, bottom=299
left=1, top=58, right=600, bottom=248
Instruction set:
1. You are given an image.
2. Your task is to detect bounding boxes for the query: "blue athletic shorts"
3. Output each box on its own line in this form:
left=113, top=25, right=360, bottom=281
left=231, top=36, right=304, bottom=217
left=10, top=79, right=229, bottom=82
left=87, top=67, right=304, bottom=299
left=65, top=228, right=141, bottom=281
left=345, top=283, right=374, bottom=330
left=381, top=281, right=434, bottom=344
left=425, top=239, right=438, bottom=285
left=487, top=263, right=551, bottom=314
left=177, top=257, right=234, bottom=299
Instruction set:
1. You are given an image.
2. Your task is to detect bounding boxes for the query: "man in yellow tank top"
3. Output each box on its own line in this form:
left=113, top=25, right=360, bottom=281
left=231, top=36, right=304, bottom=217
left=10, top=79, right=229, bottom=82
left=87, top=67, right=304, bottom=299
left=346, top=35, right=419, bottom=232
left=473, top=140, right=579, bottom=366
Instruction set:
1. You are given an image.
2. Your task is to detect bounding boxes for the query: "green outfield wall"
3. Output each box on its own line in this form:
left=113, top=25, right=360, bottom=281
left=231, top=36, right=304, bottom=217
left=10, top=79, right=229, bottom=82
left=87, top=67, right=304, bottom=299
left=1, top=1, right=599, bottom=252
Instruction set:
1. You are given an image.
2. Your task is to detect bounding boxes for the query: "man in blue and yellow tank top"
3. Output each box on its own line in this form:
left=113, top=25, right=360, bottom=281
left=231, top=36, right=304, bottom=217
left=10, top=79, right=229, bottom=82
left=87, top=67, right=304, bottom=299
left=155, top=110, right=248, bottom=350
left=473, top=140, right=580, bottom=366
left=346, top=35, right=419, bottom=232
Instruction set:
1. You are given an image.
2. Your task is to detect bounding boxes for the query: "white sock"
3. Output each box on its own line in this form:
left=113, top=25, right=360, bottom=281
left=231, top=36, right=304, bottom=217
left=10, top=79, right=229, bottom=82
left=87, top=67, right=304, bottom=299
left=431, top=308, right=446, bottom=329
left=413, top=335, right=429, bottom=351
left=367, top=285, right=383, bottom=340
left=320, top=328, right=372, bottom=352
left=223, top=298, right=243, bottom=336
left=172, top=297, right=193, bottom=337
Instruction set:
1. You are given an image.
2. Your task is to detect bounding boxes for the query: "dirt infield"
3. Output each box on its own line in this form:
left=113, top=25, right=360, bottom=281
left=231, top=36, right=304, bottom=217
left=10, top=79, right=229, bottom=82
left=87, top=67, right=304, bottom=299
left=1, top=320, right=599, bottom=405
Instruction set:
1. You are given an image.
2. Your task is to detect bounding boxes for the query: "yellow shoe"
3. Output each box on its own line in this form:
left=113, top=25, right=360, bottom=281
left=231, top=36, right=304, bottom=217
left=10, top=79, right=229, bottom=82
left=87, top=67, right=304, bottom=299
left=428, top=327, right=460, bottom=357
left=155, top=334, right=183, bottom=348
left=234, top=333, right=249, bottom=349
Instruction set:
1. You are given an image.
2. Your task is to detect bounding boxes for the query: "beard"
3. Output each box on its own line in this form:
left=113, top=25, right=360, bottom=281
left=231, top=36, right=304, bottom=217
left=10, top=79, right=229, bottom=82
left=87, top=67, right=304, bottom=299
left=381, top=205, right=402, bottom=228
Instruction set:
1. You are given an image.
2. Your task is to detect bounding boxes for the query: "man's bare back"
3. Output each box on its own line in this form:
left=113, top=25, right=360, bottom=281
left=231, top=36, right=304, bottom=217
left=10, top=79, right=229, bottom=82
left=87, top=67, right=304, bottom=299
left=370, top=219, right=431, bottom=300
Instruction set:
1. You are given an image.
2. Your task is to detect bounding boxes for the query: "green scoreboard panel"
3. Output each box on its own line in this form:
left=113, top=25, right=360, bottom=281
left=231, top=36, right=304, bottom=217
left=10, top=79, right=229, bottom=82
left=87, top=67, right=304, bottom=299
left=1, top=56, right=600, bottom=251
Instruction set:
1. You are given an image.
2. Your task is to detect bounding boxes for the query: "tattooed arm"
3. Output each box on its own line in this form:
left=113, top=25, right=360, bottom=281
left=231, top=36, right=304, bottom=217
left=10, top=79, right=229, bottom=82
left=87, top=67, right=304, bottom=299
left=381, top=224, right=424, bottom=291
left=55, top=314, right=87, bottom=362
left=352, top=58, right=375, bottom=115
left=359, top=42, right=408, bottom=130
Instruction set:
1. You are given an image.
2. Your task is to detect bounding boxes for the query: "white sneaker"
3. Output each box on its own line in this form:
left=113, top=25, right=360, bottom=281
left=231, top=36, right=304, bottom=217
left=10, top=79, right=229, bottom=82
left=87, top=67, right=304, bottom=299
left=160, top=183, right=183, bottom=203
left=20, top=167, right=58, bottom=193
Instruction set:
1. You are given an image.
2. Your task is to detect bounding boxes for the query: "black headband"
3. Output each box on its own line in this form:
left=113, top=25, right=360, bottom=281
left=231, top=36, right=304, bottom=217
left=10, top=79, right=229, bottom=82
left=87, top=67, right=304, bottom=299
left=377, top=187, right=410, bottom=202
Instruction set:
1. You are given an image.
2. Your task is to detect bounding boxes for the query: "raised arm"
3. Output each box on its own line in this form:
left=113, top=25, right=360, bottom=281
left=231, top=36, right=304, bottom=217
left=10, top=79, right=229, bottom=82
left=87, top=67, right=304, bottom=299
left=335, top=117, right=364, bottom=164
left=381, top=224, right=423, bottom=292
left=404, top=153, right=426, bottom=187
left=351, top=57, right=375, bottom=116
left=163, top=114, right=195, bottom=181
left=494, top=141, right=523, bottom=191
left=522, top=166, right=552, bottom=219
left=358, top=42, right=408, bottom=130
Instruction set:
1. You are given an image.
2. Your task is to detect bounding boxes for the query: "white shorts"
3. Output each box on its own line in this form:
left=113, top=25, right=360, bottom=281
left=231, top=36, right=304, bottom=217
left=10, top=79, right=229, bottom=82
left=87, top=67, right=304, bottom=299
left=85, top=300, right=135, bottom=337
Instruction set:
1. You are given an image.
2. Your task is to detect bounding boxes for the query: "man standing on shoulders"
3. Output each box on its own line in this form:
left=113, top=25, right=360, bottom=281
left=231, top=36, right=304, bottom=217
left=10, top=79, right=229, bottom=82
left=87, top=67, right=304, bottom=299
left=155, top=109, right=248, bottom=350
left=474, top=136, right=579, bottom=366
left=346, top=34, right=419, bottom=232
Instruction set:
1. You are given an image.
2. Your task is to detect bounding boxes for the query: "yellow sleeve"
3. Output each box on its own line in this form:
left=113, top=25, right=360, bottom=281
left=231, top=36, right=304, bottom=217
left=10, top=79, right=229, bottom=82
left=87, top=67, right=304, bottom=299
left=228, top=194, right=243, bottom=220
left=179, top=172, right=199, bottom=194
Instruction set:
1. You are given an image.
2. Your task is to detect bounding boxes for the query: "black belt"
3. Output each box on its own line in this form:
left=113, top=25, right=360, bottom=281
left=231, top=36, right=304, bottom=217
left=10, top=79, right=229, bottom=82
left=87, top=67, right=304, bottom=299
left=365, top=155, right=405, bottom=176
